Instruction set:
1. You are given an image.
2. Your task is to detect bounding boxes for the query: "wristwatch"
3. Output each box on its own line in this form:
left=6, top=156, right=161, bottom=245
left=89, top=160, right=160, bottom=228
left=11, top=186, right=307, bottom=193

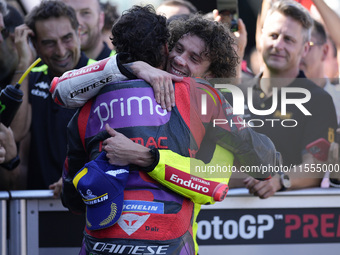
left=278, top=172, right=291, bottom=191
left=0, top=154, right=20, bottom=171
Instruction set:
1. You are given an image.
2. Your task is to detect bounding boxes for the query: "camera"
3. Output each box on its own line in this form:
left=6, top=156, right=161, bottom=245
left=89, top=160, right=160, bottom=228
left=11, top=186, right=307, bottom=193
left=216, top=0, right=239, bottom=32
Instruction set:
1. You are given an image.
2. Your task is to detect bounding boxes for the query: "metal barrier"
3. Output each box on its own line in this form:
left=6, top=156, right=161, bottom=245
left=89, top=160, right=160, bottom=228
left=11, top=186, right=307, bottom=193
left=198, top=188, right=340, bottom=255
left=8, top=190, right=84, bottom=255
left=0, top=191, right=9, bottom=255
left=1, top=188, right=340, bottom=255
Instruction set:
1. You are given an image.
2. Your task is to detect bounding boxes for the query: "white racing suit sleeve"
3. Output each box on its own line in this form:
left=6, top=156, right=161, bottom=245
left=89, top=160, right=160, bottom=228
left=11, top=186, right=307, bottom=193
left=50, top=55, right=131, bottom=109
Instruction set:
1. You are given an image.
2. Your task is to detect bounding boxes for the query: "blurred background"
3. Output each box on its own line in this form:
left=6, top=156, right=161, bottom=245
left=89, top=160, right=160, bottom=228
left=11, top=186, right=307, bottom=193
left=5, top=0, right=340, bottom=68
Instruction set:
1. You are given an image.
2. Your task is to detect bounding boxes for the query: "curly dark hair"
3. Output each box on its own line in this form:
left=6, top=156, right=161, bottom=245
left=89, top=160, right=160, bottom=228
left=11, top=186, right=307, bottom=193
left=25, top=0, right=78, bottom=38
left=111, top=5, right=169, bottom=68
left=168, top=14, right=239, bottom=78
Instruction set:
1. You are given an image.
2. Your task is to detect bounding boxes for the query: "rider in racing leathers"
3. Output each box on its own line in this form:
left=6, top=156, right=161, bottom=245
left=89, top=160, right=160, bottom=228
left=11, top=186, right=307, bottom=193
left=57, top=7, right=280, bottom=254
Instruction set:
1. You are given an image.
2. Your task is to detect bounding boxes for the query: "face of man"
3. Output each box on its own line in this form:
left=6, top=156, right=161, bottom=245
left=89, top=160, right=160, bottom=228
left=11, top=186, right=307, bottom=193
left=62, top=0, right=104, bottom=52
left=261, top=11, right=309, bottom=76
left=166, top=34, right=212, bottom=78
left=34, top=16, right=81, bottom=77
left=300, top=35, right=327, bottom=79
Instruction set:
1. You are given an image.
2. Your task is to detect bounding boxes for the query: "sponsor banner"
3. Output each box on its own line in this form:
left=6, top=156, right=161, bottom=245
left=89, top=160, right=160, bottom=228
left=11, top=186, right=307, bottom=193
left=197, top=208, right=340, bottom=245
left=87, top=87, right=170, bottom=135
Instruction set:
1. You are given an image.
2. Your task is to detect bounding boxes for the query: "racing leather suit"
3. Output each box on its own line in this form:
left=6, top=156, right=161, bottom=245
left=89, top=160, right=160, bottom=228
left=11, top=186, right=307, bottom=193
left=62, top=75, right=278, bottom=254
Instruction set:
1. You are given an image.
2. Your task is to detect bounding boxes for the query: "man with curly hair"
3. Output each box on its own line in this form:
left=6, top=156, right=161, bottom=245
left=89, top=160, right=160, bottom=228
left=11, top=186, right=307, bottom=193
left=114, top=14, right=240, bottom=110
left=58, top=5, right=278, bottom=255
left=166, top=14, right=238, bottom=78
left=53, top=13, right=239, bottom=110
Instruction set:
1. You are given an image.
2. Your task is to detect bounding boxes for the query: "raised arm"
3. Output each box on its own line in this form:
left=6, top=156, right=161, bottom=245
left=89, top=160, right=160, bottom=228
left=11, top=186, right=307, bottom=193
left=312, top=0, right=340, bottom=46
left=311, top=0, right=340, bottom=72
left=10, top=24, right=36, bottom=142
left=212, top=10, right=248, bottom=81
left=50, top=54, right=181, bottom=110
left=256, top=0, right=272, bottom=52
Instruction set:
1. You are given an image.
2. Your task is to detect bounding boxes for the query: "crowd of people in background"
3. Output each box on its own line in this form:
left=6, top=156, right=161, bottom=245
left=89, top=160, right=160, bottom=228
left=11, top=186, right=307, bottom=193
left=0, top=0, right=340, bottom=250
left=1, top=0, right=340, bottom=254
